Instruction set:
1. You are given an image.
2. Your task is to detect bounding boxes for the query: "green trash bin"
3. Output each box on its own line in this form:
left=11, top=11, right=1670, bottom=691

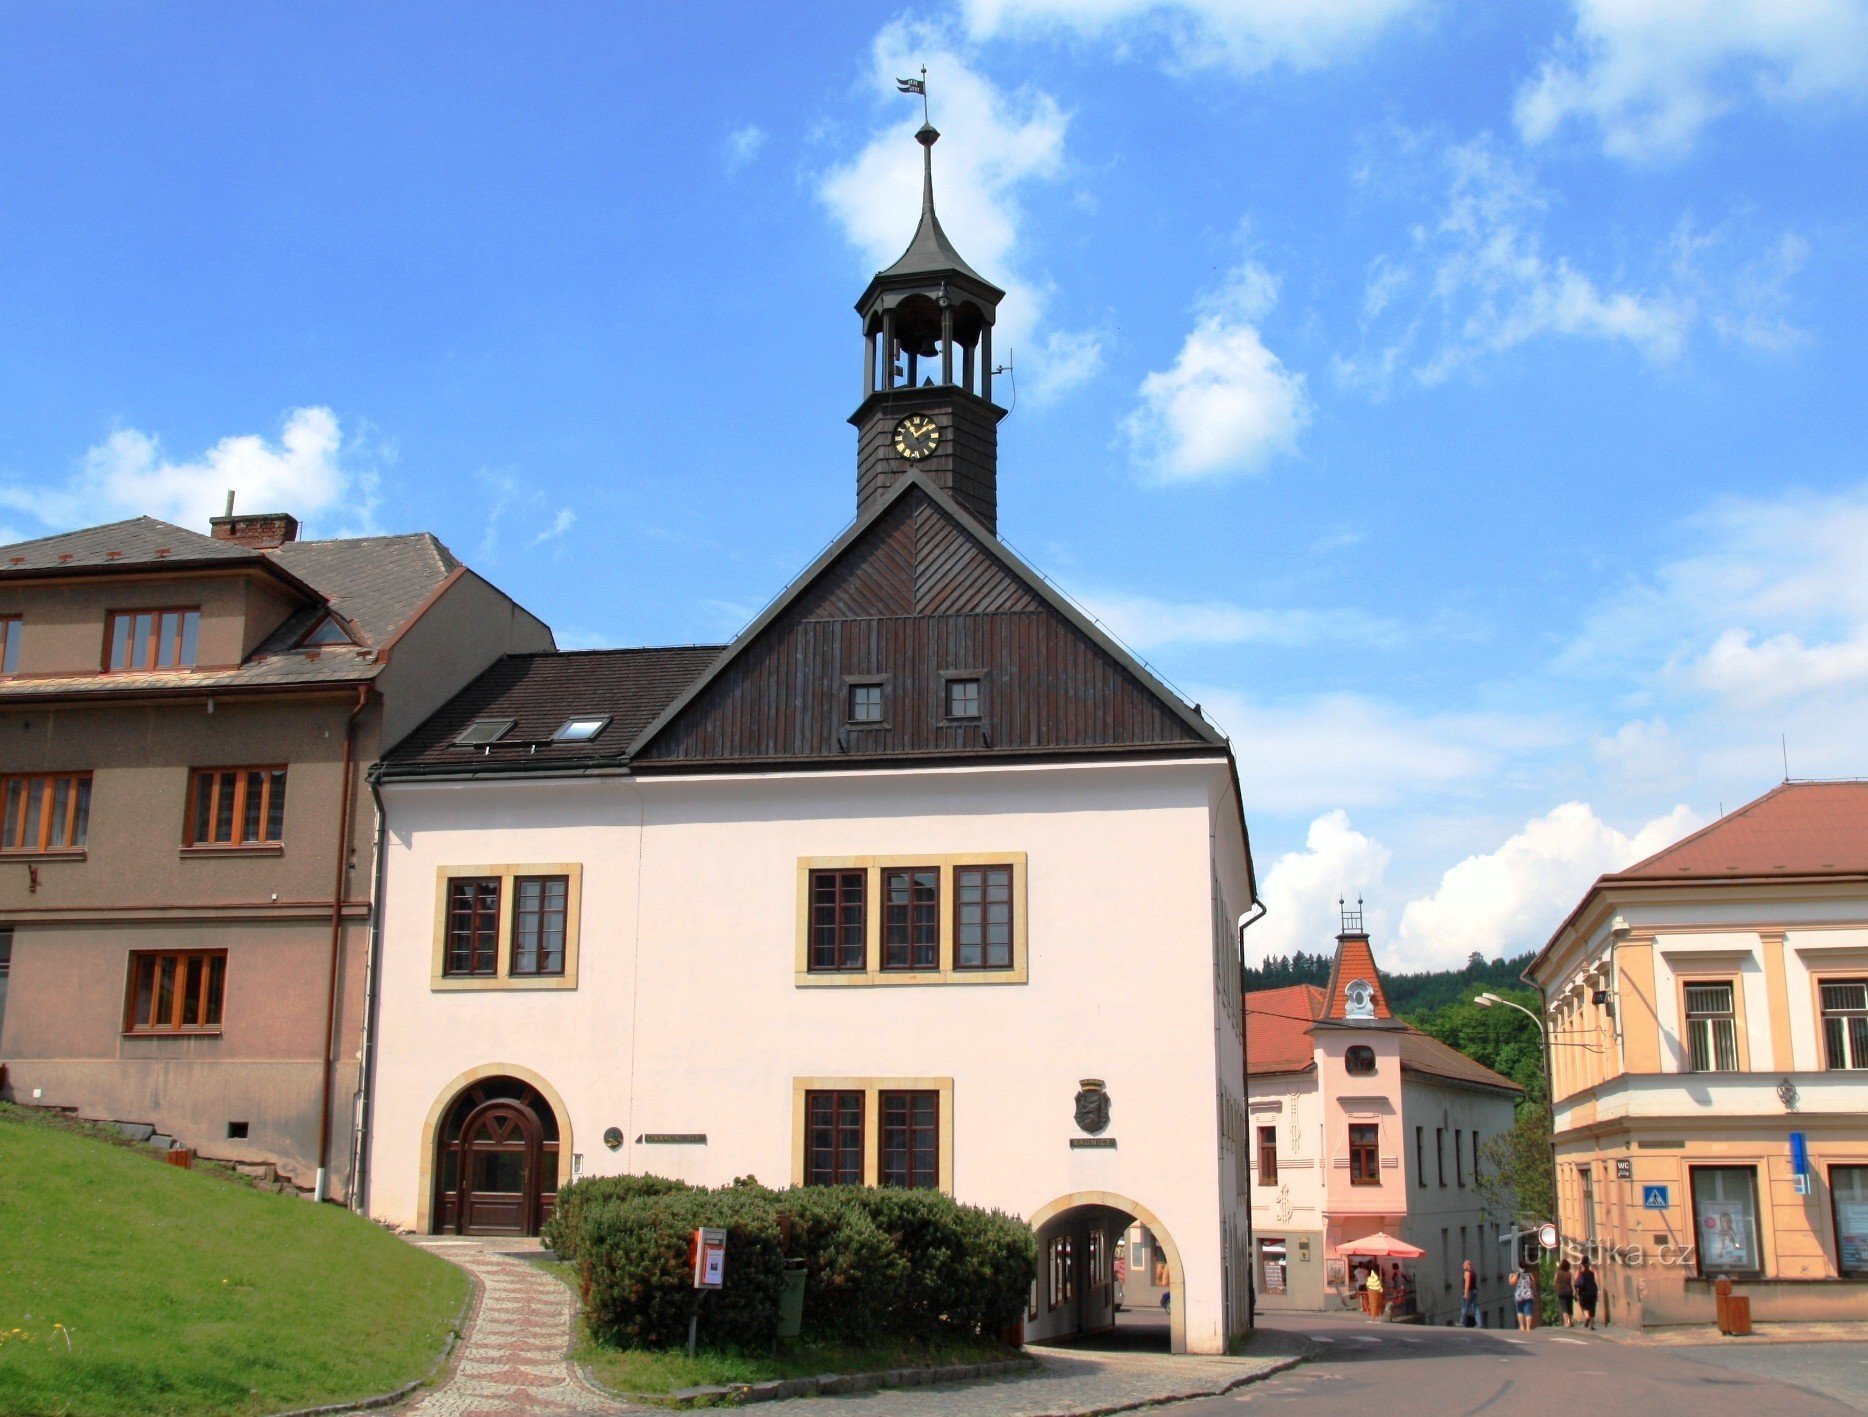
left=778, top=1262, right=807, bottom=1340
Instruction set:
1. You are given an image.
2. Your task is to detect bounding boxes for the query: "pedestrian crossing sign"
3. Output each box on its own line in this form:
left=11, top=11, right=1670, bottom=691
left=1642, top=1184, right=1670, bottom=1209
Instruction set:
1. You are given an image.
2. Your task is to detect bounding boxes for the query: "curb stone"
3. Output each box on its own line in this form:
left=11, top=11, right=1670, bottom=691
left=1018, top=1347, right=1314, bottom=1417
left=272, top=1271, right=481, bottom=1417
left=603, top=1356, right=1041, bottom=1408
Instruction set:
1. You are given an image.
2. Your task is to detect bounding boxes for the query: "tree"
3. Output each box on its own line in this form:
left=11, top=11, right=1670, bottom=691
left=1405, top=988, right=1545, bottom=1095
left=1476, top=1089, right=1554, bottom=1227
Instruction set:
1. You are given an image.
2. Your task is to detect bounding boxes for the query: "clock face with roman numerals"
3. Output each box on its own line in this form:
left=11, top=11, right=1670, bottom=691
left=893, top=414, right=940, bottom=461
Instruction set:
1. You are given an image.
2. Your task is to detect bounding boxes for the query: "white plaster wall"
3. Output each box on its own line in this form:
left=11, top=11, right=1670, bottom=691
left=366, top=756, right=1244, bottom=1352
left=1787, top=927, right=1868, bottom=1071
left=1247, top=1075, right=1323, bottom=1237
left=1397, top=1078, right=1519, bottom=1321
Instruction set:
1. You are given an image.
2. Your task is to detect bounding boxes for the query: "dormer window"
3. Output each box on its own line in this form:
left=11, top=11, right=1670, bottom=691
left=551, top=716, right=611, bottom=744
left=300, top=616, right=353, bottom=647
left=107, top=608, right=199, bottom=672
left=1346, top=1045, right=1376, bottom=1076
left=1344, top=979, right=1375, bottom=1020
left=454, top=718, right=516, bottom=747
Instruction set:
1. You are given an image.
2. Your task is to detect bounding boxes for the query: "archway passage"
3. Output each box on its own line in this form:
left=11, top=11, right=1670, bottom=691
left=432, top=1077, right=560, bottom=1236
left=1025, top=1194, right=1185, bottom=1354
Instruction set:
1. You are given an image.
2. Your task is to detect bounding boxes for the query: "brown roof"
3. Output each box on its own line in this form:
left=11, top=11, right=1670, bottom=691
left=1609, top=781, right=1868, bottom=881
left=1322, top=933, right=1394, bottom=1021
left=0, top=516, right=260, bottom=576
left=1245, top=985, right=1324, bottom=1073
left=384, top=646, right=725, bottom=771
left=1243, top=982, right=1520, bottom=1094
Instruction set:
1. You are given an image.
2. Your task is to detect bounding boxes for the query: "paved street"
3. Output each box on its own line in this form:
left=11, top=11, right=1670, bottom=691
left=1160, top=1313, right=1866, bottom=1417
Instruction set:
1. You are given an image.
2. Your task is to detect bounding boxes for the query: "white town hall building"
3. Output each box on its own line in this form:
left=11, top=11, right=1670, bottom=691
left=355, top=123, right=1259, bottom=1353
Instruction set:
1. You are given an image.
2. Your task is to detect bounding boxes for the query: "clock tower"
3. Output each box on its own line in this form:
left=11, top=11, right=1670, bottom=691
left=850, top=122, right=1007, bottom=535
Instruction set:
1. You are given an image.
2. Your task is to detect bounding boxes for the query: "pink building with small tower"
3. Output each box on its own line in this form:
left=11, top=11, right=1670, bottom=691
left=1247, top=911, right=1523, bottom=1323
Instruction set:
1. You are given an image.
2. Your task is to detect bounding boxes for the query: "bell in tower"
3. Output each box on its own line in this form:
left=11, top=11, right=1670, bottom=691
left=850, top=121, right=1007, bottom=535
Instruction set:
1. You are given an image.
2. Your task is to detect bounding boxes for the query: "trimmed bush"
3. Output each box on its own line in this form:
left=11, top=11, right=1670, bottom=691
left=569, top=1178, right=1036, bottom=1353
left=542, top=1173, right=694, bottom=1261
left=581, top=1189, right=787, bottom=1350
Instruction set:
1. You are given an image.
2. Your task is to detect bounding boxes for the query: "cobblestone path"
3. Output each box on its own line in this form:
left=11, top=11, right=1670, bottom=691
left=394, top=1237, right=633, bottom=1416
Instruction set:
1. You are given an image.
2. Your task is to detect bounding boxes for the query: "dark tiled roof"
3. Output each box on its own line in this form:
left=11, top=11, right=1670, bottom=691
left=1609, top=781, right=1868, bottom=881
left=272, top=534, right=459, bottom=646
left=1243, top=982, right=1520, bottom=1094
left=385, top=646, right=725, bottom=770
left=1397, top=1032, right=1522, bottom=1094
left=0, top=516, right=261, bottom=575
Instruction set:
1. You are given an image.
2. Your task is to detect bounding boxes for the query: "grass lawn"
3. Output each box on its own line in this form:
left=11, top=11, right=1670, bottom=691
left=0, top=1104, right=469, bottom=1416
left=531, top=1259, right=1017, bottom=1397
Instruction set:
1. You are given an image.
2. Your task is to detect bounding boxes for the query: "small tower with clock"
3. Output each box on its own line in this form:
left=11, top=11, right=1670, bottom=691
left=850, top=121, right=1006, bottom=535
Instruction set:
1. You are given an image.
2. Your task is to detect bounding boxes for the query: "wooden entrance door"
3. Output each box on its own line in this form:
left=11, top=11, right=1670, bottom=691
left=432, top=1079, right=560, bottom=1236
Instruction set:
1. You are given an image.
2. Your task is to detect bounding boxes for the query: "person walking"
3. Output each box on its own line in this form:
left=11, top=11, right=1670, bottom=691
left=1554, top=1259, right=1575, bottom=1327
left=1460, top=1259, right=1479, bottom=1328
left=1575, top=1258, right=1599, bottom=1330
left=1513, top=1262, right=1538, bottom=1332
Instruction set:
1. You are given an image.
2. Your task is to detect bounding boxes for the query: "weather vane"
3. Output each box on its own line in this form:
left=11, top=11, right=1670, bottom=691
left=896, top=65, right=929, bottom=125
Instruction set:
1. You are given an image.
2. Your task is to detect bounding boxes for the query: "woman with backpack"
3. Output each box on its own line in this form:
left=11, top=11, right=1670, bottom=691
left=1514, top=1262, right=1538, bottom=1332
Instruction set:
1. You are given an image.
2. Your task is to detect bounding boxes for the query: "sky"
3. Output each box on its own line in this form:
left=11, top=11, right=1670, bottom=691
left=3, top=1, right=1866, bottom=971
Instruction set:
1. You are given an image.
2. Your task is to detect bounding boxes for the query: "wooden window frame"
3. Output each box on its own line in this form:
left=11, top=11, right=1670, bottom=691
left=844, top=676, right=888, bottom=727
left=803, top=1089, right=865, bottom=1186
left=880, top=867, right=939, bottom=972
left=790, top=1077, right=953, bottom=1191
left=795, top=854, right=1027, bottom=986
left=1257, top=1124, right=1278, bottom=1184
left=808, top=868, right=868, bottom=973
left=0, top=615, right=19, bottom=676
left=509, top=874, right=571, bottom=977
left=183, top=766, right=287, bottom=849
left=1819, top=979, right=1868, bottom=1071
left=878, top=1088, right=940, bottom=1190
left=1436, top=1126, right=1446, bottom=1187
left=431, top=864, right=582, bottom=991
left=1351, top=1123, right=1380, bottom=1186
left=940, top=671, right=984, bottom=721
left=1682, top=978, right=1743, bottom=1072
left=105, top=607, right=200, bottom=673
left=952, top=863, right=1015, bottom=971
left=123, top=949, right=226, bottom=1035
left=1, top=771, right=92, bottom=855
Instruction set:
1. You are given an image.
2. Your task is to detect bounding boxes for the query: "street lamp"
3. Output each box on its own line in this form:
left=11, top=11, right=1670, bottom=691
left=1474, top=991, right=1542, bottom=1028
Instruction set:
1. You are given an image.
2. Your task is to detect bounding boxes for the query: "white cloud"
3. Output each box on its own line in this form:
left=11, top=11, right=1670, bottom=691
left=1082, top=589, right=1398, bottom=650
left=1023, top=328, right=1107, bottom=404
left=1338, top=137, right=1807, bottom=389
left=1249, top=810, right=1392, bottom=965
left=0, top=406, right=379, bottom=539
left=530, top=507, right=577, bottom=548
left=724, top=124, right=768, bottom=172
left=1124, top=257, right=1310, bottom=480
left=1198, top=688, right=1556, bottom=815
left=820, top=21, right=1068, bottom=361
left=962, top=0, right=1425, bottom=76
left=1516, top=0, right=1868, bottom=161
left=1392, top=802, right=1701, bottom=969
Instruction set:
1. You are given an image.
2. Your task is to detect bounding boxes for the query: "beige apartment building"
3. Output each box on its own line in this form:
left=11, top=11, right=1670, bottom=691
left=0, top=510, right=550, bottom=1198
left=1529, top=781, right=1868, bottom=1327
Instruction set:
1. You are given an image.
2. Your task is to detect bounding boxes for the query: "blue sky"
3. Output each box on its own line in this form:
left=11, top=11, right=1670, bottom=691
left=4, top=1, right=1866, bottom=968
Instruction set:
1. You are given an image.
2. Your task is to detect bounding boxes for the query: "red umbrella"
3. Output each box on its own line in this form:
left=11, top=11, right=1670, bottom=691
left=1341, top=1231, right=1426, bottom=1258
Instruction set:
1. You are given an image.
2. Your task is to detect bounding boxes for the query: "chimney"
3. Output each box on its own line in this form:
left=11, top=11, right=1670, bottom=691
left=210, top=512, right=300, bottom=550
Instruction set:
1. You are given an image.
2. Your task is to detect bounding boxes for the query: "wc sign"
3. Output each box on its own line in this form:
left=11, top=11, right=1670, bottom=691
left=692, top=1227, right=727, bottom=1290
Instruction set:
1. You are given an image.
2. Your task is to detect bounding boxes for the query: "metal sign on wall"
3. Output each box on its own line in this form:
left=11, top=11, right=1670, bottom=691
left=1643, top=1185, right=1671, bottom=1210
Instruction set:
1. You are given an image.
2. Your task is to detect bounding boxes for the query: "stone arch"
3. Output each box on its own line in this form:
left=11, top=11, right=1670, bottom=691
left=1027, top=1190, right=1188, bottom=1354
left=415, top=1062, right=575, bottom=1235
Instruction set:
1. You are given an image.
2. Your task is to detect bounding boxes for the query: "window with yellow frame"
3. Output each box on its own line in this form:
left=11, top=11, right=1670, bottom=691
left=431, top=863, right=582, bottom=991
left=794, top=853, right=1028, bottom=986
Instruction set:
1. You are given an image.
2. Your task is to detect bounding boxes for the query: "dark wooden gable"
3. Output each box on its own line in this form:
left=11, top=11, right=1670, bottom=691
left=634, top=485, right=1215, bottom=766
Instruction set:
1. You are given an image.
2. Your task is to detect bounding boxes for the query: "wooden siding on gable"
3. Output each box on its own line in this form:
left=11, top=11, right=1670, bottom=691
left=636, top=488, right=1208, bottom=764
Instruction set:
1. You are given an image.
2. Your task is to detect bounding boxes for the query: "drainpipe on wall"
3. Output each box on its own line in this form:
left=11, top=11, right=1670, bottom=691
left=1237, top=899, right=1267, bottom=1328
left=314, top=683, right=368, bottom=1203
left=346, top=768, right=391, bottom=1214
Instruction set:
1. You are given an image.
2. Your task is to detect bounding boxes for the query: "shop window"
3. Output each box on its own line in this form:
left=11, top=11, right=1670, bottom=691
left=1259, top=1237, right=1287, bottom=1294
left=1690, top=1166, right=1762, bottom=1276
left=1820, top=981, right=1868, bottom=1070
left=1832, top=1166, right=1868, bottom=1278
left=1685, top=982, right=1739, bottom=1071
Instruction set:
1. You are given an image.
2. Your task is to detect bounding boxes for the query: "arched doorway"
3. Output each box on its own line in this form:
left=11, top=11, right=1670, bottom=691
left=432, top=1077, right=560, bottom=1236
left=1026, top=1192, right=1187, bottom=1353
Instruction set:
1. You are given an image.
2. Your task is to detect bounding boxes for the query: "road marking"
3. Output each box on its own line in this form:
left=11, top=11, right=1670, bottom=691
left=1503, top=1338, right=1529, bottom=1346
left=1354, top=1335, right=1383, bottom=1343
left=1309, top=1336, right=1335, bottom=1344
left=1550, top=1337, right=1587, bottom=1345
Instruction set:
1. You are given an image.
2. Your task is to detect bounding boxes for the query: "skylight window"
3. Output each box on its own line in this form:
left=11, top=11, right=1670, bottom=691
left=552, top=716, right=611, bottom=743
left=301, top=616, right=353, bottom=647
left=455, top=718, right=516, bottom=746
